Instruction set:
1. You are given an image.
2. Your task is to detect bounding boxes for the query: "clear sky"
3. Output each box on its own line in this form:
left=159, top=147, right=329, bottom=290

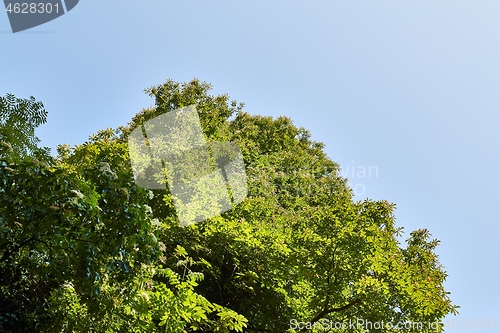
left=2, top=1, right=499, bottom=330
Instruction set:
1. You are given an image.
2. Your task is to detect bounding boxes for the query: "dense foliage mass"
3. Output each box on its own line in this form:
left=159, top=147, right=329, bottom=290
left=0, top=80, right=458, bottom=332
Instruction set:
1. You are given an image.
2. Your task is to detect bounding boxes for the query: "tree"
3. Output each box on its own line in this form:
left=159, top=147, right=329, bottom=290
left=119, top=79, right=458, bottom=332
left=0, top=81, right=458, bottom=332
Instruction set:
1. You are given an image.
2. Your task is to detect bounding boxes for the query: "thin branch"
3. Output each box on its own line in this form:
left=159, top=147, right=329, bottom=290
left=0, top=235, right=36, bottom=263
left=305, top=299, right=361, bottom=330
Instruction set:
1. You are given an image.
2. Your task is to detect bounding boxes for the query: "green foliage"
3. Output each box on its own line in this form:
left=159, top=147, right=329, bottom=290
left=129, top=79, right=458, bottom=332
left=0, top=112, right=247, bottom=332
left=0, top=93, right=50, bottom=164
left=0, top=82, right=457, bottom=332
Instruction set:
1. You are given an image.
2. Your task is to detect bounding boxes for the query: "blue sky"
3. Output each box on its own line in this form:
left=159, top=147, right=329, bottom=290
left=2, top=1, right=499, bottom=330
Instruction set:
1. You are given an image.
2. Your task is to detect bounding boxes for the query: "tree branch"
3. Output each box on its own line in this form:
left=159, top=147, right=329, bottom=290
left=305, top=299, right=361, bottom=330
left=0, top=235, right=36, bottom=263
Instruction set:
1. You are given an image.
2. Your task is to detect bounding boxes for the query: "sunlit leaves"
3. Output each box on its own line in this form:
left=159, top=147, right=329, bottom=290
left=0, top=83, right=457, bottom=332
left=141, top=79, right=457, bottom=332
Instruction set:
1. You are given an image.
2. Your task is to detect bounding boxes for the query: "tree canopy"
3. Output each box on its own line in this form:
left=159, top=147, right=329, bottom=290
left=0, top=81, right=458, bottom=332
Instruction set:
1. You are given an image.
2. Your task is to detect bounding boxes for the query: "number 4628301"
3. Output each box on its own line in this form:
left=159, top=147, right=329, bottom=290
left=443, top=318, right=497, bottom=330
left=5, top=2, right=60, bottom=14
